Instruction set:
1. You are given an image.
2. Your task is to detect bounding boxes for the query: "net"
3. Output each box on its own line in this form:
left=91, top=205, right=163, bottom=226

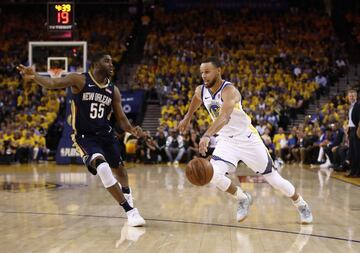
left=28, top=41, right=87, bottom=76
left=48, top=68, right=65, bottom=78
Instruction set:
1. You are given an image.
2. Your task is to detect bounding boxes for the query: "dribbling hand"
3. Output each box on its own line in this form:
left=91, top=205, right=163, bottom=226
left=16, top=64, right=36, bottom=79
left=199, top=135, right=210, bottom=156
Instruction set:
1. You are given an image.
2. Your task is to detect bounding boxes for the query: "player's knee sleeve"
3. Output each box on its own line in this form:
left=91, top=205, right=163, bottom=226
left=83, top=153, right=104, bottom=175
left=210, top=172, right=231, bottom=192
left=209, top=161, right=232, bottom=192
left=263, top=170, right=295, bottom=197
left=97, top=160, right=117, bottom=188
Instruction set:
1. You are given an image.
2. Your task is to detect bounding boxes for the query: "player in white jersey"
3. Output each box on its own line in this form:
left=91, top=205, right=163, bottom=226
left=178, top=57, right=313, bottom=224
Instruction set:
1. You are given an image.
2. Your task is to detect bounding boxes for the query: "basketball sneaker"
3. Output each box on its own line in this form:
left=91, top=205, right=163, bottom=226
left=297, top=204, right=313, bottom=224
left=236, top=191, right=252, bottom=222
left=126, top=208, right=146, bottom=227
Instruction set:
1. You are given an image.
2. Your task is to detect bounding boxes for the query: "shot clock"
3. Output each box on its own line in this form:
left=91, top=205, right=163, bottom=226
left=47, top=2, right=74, bottom=31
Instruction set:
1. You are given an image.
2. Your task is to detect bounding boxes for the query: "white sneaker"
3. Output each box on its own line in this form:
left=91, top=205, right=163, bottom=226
left=236, top=192, right=252, bottom=222
left=173, top=161, right=179, bottom=166
left=126, top=208, right=146, bottom=227
left=297, top=204, right=313, bottom=224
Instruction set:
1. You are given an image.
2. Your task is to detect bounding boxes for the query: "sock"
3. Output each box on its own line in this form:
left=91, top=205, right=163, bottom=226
left=120, top=200, right=133, bottom=212
left=122, top=186, right=130, bottom=194
left=234, top=186, right=247, bottom=200
left=293, top=195, right=306, bottom=207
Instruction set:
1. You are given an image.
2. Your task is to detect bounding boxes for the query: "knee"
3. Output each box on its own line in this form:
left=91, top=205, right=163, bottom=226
left=96, top=160, right=117, bottom=188
left=209, top=160, right=232, bottom=191
left=83, top=153, right=104, bottom=175
left=210, top=172, right=231, bottom=191
left=264, top=172, right=282, bottom=188
left=89, top=153, right=105, bottom=168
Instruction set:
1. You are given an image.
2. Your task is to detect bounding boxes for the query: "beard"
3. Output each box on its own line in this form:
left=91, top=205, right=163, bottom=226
left=204, top=78, right=217, bottom=88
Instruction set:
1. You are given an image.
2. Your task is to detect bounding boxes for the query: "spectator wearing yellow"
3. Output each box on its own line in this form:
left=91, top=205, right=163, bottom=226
left=33, top=133, right=48, bottom=161
left=273, top=127, right=287, bottom=157
left=161, top=100, right=175, bottom=116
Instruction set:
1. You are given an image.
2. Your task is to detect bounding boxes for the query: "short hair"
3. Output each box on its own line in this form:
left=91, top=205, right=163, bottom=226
left=347, top=88, right=357, bottom=94
left=90, top=52, right=109, bottom=66
left=201, top=57, right=221, bottom=68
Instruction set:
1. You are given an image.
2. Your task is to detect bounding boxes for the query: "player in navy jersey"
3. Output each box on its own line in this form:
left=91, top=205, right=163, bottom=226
left=17, top=53, right=145, bottom=227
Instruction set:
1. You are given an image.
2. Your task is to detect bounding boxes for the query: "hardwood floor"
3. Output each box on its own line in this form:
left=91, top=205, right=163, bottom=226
left=0, top=162, right=359, bottom=253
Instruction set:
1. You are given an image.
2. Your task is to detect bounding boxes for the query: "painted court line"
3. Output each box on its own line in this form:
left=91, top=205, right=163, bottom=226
left=1, top=210, right=359, bottom=244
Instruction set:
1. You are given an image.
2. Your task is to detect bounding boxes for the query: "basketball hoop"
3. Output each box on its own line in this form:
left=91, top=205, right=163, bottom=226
left=48, top=68, right=65, bottom=78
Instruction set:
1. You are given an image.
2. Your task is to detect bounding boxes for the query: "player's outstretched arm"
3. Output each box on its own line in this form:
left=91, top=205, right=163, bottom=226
left=178, top=85, right=202, bottom=133
left=16, top=64, right=83, bottom=90
left=113, top=86, right=143, bottom=137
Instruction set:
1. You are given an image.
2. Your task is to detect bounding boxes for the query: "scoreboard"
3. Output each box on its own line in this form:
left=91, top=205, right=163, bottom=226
left=47, top=2, right=74, bottom=31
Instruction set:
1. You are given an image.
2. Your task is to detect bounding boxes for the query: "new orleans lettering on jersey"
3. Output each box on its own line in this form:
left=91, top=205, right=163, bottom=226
left=82, top=92, right=112, bottom=106
left=71, top=72, right=114, bottom=135
left=201, top=80, right=252, bottom=137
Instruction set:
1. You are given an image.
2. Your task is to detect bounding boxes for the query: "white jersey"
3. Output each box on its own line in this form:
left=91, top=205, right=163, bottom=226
left=201, top=81, right=252, bottom=137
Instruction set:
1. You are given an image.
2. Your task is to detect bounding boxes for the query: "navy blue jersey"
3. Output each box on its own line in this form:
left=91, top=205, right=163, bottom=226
left=71, top=72, right=114, bottom=136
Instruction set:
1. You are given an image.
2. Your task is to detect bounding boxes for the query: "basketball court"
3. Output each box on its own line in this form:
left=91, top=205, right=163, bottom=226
left=0, top=163, right=359, bottom=253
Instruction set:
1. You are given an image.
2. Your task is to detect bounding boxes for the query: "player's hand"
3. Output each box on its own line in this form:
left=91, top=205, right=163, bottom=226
left=131, top=126, right=143, bottom=138
left=178, top=117, right=190, bottom=133
left=199, top=135, right=210, bottom=156
left=16, top=64, right=36, bottom=79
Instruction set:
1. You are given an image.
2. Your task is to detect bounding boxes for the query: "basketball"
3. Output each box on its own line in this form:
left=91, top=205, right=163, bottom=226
left=186, top=158, right=214, bottom=186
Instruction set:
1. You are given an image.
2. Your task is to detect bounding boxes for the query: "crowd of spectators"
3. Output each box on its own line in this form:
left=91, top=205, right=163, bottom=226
left=0, top=8, right=133, bottom=163
left=0, top=78, right=65, bottom=163
left=136, top=8, right=347, bottom=136
left=124, top=126, right=216, bottom=165
left=128, top=91, right=351, bottom=173
left=128, top=7, right=351, bottom=167
left=0, top=8, right=67, bottom=162
left=0, top=6, right=352, bottom=168
left=77, top=11, right=133, bottom=64
left=261, top=92, right=350, bottom=172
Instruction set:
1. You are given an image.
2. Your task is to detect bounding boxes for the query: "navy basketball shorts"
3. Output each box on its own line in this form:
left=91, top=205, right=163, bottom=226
left=72, top=133, right=123, bottom=169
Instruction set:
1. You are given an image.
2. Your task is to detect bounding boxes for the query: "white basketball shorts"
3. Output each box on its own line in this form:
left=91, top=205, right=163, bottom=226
left=211, top=128, right=273, bottom=175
